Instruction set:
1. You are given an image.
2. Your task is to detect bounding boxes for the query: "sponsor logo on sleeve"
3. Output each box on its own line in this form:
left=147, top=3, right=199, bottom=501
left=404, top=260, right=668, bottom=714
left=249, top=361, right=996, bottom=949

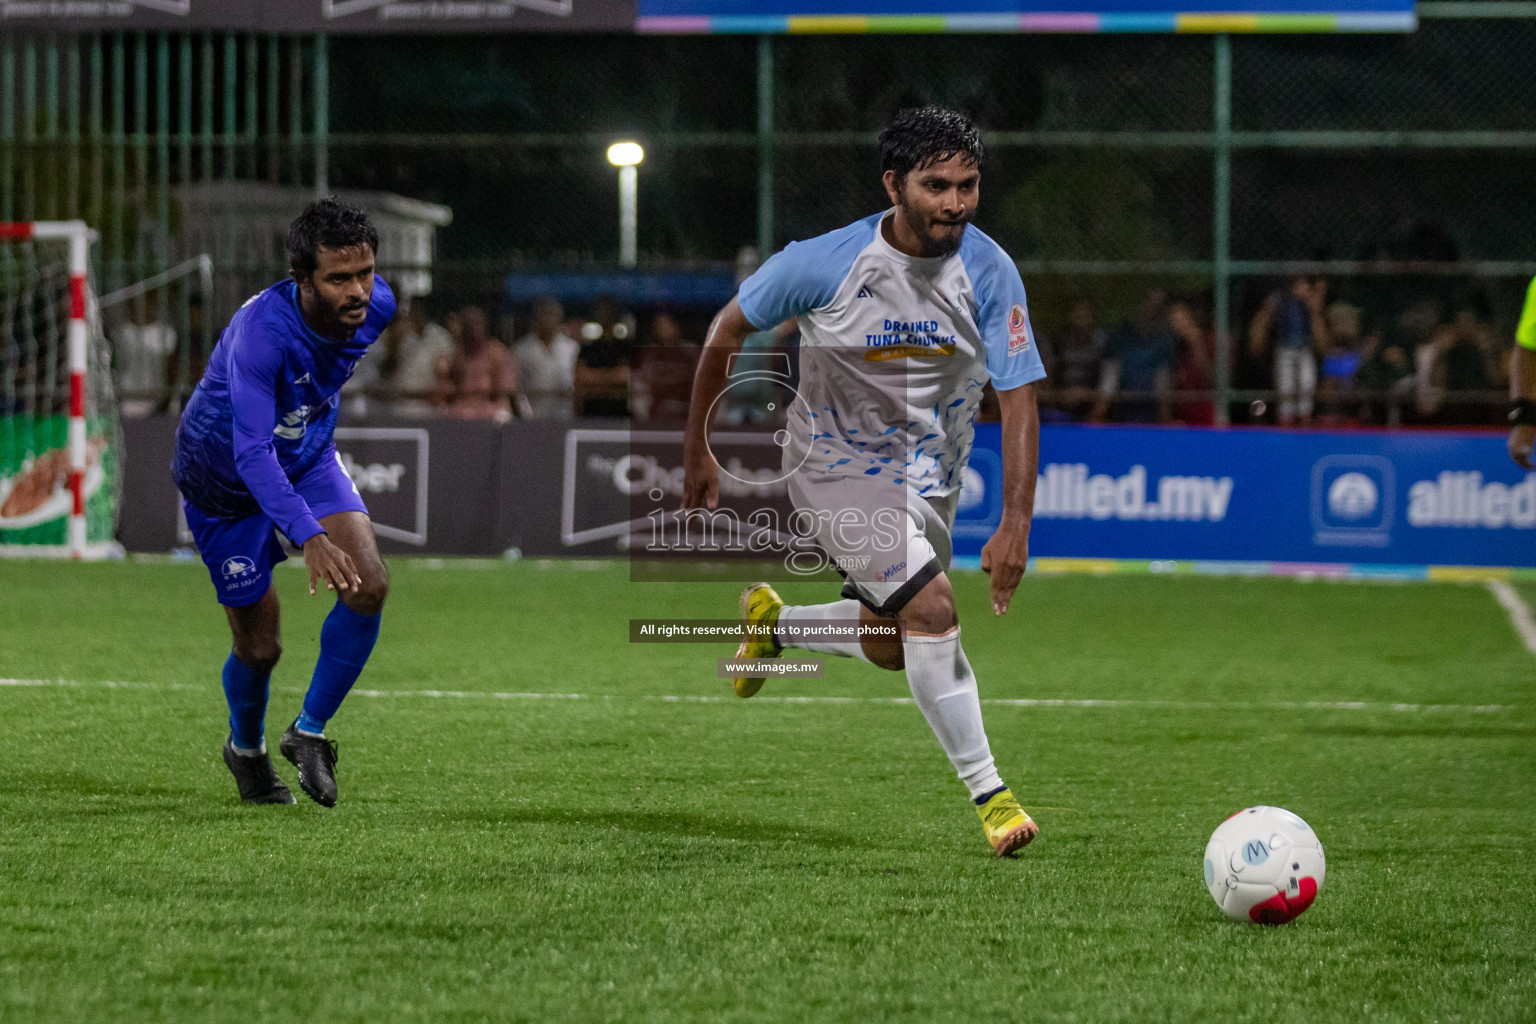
left=1007, top=303, right=1031, bottom=354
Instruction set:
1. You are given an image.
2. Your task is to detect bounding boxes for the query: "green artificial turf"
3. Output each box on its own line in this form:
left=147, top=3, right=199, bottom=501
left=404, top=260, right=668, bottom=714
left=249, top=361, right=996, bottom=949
left=1, top=559, right=1533, bottom=1023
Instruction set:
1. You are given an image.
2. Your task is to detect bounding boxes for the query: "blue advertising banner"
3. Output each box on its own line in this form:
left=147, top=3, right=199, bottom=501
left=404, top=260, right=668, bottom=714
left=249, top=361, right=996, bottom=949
left=953, top=425, right=1534, bottom=572
left=638, top=0, right=1416, bottom=33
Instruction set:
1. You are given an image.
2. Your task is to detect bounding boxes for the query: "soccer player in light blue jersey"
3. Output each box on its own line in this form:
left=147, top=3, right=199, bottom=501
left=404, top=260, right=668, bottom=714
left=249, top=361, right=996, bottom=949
left=173, top=198, right=396, bottom=807
left=683, top=108, right=1045, bottom=857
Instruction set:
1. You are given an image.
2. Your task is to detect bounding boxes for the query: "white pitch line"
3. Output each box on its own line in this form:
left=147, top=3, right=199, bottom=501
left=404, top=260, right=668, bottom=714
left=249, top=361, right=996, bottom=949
left=0, top=678, right=1517, bottom=714
left=1486, top=579, right=1536, bottom=656
left=351, top=688, right=586, bottom=701
left=0, top=677, right=202, bottom=692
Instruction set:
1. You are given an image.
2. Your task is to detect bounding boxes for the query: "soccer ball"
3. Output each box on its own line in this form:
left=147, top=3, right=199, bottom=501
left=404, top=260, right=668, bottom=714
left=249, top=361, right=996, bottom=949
left=1203, top=806, right=1326, bottom=924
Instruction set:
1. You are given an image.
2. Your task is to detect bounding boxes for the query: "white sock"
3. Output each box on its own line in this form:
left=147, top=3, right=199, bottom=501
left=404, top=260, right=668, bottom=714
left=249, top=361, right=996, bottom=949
left=231, top=740, right=266, bottom=757
left=902, top=627, right=1005, bottom=799
left=775, top=600, right=872, bottom=661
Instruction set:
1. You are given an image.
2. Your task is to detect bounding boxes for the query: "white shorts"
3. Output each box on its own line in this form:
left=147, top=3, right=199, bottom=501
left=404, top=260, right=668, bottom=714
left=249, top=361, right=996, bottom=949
left=786, top=471, right=958, bottom=617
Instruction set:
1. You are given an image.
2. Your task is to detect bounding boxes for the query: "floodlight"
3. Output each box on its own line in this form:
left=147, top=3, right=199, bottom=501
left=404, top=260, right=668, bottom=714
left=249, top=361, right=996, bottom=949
left=606, top=142, right=644, bottom=167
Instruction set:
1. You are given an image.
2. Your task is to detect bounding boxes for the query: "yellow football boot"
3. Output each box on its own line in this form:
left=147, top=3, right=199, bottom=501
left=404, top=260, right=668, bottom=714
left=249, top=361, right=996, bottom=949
left=976, top=787, right=1039, bottom=858
left=732, top=582, right=785, bottom=698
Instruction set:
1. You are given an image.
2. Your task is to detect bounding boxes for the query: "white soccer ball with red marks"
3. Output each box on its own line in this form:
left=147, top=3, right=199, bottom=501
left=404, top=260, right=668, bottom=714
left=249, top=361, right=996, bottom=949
left=1204, top=806, right=1325, bottom=924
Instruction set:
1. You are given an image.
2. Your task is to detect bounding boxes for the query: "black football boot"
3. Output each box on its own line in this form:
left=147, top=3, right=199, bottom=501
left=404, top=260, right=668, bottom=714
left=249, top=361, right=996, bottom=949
left=222, top=737, right=297, bottom=805
left=279, top=721, right=340, bottom=808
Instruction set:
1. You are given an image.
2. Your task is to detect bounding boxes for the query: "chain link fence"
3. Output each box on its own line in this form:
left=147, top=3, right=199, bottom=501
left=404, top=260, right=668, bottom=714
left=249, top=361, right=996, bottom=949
left=0, top=9, right=1531, bottom=426
left=319, top=10, right=1536, bottom=429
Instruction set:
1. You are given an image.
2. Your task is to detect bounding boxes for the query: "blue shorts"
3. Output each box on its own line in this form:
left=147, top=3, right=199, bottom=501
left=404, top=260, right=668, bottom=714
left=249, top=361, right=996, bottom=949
left=182, top=450, right=368, bottom=608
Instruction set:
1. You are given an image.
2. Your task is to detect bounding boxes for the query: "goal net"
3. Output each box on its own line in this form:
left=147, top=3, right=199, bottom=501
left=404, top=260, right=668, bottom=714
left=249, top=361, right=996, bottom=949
left=0, top=222, right=121, bottom=559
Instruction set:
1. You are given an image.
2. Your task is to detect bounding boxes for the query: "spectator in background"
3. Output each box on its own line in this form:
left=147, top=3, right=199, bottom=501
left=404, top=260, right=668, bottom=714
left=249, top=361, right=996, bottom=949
left=386, top=301, right=456, bottom=417
left=651, top=310, right=689, bottom=347
left=633, top=310, right=699, bottom=423
left=574, top=295, right=632, bottom=418
left=1248, top=275, right=1330, bottom=426
left=114, top=292, right=177, bottom=417
left=1092, top=288, right=1175, bottom=424
left=1357, top=297, right=1436, bottom=425
left=1169, top=299, right=1215, bottom=426
left=1416, top=296, right=1503, bottom=424
left=436, top=305, right=516, bottom=423
left=1038, top=299, right=1105, bottom=421
left=562, top=311, right=588, bottom=350
left=514, top=295, right=580, bottom=420
left=1316, top=301, right=1367, bottom=425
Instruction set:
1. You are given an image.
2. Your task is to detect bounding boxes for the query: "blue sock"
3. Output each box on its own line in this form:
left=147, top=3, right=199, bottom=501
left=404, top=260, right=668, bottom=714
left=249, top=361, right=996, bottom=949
left=296, top=602, right=381, bottom=735
left=222, top=652, right=271, bottom=751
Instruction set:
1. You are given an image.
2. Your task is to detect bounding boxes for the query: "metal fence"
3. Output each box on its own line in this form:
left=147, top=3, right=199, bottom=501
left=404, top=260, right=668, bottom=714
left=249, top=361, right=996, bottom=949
left=0, top=6, right=1532, bottom=425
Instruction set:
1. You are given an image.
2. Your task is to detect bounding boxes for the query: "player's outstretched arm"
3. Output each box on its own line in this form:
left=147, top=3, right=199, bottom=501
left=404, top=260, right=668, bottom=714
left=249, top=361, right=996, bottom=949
left=980, top=383, right=1040, bottom=617
left=682, top=297, right=759, bottom=509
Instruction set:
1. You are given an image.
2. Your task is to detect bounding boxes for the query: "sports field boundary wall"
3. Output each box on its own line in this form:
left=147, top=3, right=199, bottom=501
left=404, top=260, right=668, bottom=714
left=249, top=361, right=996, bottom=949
left=116, top=417, right=1533, bottom=573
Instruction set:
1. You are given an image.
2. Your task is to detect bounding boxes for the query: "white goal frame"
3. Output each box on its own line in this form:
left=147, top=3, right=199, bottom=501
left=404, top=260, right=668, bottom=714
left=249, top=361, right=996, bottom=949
left=0, top=220, right=100, bottom=559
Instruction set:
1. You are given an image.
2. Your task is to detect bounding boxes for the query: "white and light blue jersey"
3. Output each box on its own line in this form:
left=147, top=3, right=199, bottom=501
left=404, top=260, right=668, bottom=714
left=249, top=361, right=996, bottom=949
left=737, top=209, right=1045, bottom=496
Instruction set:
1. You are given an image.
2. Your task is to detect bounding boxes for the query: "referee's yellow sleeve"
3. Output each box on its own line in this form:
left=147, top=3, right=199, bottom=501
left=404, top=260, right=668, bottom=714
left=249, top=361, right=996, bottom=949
left=1519, top=276, right=1536, bottom=351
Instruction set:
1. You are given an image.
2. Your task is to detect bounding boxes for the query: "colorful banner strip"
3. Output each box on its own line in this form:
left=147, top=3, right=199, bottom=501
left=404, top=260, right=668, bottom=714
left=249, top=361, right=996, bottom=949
left=635, top=11, right=1417, bottom=33
left=949, top=555, right=1536, bottom=583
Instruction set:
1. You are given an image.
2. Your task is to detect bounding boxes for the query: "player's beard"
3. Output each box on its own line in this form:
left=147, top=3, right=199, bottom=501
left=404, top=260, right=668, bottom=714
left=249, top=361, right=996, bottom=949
left=899, top=202, right=969, bottom=258
left=323, top=294, right=369, bottom=338
left=925, top=219, right=966, bottom=257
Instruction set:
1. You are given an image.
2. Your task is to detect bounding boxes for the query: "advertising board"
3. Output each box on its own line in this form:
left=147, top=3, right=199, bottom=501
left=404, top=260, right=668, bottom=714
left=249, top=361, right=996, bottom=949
left=956, top=424, right=1534, bottom=573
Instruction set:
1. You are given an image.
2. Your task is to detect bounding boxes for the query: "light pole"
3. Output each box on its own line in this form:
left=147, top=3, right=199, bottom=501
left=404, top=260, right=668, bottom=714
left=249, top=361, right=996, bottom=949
left=606, top=141, right=644, bottom=268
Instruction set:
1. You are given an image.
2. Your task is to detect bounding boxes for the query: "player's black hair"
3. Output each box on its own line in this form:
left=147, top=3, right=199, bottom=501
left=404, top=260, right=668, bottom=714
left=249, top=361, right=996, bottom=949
left=286, top=197, right=379, bottom=278
left=878, top=106, right=984, bottom=182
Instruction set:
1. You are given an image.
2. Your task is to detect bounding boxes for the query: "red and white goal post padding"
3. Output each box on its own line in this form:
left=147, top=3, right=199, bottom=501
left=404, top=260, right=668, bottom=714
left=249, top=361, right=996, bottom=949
left=0, top=220, right=101, bottom=559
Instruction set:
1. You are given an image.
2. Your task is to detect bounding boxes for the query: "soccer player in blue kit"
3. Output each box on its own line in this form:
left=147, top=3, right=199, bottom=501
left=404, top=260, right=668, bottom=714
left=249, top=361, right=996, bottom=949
left=173, top=198, right=395, bottom=807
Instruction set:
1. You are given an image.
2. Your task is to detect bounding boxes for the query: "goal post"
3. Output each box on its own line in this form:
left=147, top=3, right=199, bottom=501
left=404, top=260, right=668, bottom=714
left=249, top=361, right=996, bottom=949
left=0, top=220, right=120, bottom=560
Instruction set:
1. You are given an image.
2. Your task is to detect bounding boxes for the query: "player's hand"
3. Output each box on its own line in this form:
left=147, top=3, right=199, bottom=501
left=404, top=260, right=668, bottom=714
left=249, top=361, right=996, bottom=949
left=681, top=448, right=720, bottom=509
left=980, top=519, right=1030, bottom=617
left=303, top=533, right=361, bottom=596
left=1510, top=425, right=1536, bottom=470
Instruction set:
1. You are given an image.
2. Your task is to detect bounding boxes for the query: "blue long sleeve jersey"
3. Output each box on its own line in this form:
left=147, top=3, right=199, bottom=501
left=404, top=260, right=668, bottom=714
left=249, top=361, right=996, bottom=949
left=173, top=276, right=396, bottom=546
